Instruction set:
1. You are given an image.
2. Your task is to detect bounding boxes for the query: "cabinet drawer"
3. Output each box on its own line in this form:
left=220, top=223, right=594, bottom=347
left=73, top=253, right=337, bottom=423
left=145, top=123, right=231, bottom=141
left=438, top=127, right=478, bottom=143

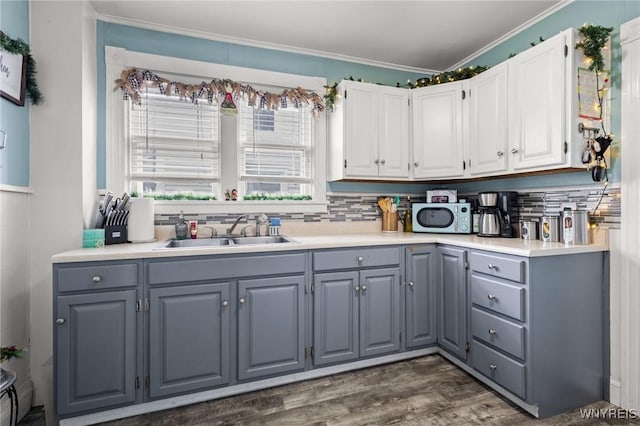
left=471, top=307, right=525, bottom=360
left=471, top=274, right=524, bottom=321
left=472, top=340, right=526, bottom=399
left=469, top=252, right=525, bottom=283
left=146, top=253, right=306, bottom=285
left=313, top=247, right=400, bottom=271
left=57, top=263, right=139, bottom=292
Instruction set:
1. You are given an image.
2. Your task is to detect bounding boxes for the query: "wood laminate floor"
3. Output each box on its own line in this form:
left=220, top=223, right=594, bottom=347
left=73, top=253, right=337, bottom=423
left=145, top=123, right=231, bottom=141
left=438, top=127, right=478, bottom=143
left=90, top=355, right=638, bottom=425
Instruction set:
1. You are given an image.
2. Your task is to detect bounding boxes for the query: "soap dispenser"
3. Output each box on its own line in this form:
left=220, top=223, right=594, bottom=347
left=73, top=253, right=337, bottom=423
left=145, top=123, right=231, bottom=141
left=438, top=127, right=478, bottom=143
left=175, top=210, right=189, bottom=240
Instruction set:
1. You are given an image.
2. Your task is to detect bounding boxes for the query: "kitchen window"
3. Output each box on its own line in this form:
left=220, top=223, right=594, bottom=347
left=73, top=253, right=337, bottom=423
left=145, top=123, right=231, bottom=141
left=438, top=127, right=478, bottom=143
left=105, top=46, right=327, bottom=214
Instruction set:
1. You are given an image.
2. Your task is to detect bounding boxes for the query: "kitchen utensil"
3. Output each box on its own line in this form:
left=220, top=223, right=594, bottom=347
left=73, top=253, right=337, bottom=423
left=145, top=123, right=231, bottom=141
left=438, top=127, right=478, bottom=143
left=378, top=198, right=388, bottom=212
left=118, top=193, right=130, bottom=210
left=562, top=210, right=590, bottom=244
left=102, top=192, right=113, bottom=214
left=540, top=215, right=560, bottom=242
left=520, top=220, right=538, bottom=240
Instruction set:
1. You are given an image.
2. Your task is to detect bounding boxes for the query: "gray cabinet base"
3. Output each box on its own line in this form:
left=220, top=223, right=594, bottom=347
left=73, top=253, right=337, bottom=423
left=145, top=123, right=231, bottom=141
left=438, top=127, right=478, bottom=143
left=59, top=347, right=438, bottom=426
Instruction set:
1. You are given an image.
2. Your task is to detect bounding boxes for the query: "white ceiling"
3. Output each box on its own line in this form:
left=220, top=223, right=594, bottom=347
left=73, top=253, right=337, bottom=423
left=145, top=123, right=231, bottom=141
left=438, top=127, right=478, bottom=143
left=91, top=0, right=566, bottom=72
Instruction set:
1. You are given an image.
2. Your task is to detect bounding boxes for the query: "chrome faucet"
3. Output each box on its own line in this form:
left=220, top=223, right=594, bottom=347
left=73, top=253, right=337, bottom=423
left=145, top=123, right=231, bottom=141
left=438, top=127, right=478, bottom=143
left=226, top=215, right=247, bottom=235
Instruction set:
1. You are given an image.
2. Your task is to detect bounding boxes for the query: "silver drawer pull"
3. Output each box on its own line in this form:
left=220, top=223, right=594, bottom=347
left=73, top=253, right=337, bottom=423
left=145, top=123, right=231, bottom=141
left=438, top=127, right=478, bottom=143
left=407, top=281, right=415, bottom=288
left=487, top=264, right=496, bottom=270
left=222, top=300, right=229, bottom=307
left=56, top=318, right=65, bottom=325
left=239, top=298, right=246, bottom=304
left=487, top=293, right=497, bottom=301
left=92, top=275, right=102, bottom=283
left=488, top=329, right=497, bottom=335
left=361, top=285, right=367, bottom=292
left=357, top=256, right=364, bottom=263
left=489, top=364, right=497, bottom=371
left=355, top=286, right=360, bottom=293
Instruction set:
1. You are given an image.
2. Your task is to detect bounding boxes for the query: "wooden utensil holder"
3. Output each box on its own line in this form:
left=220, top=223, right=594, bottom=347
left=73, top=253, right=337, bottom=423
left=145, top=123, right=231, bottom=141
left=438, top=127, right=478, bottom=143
left=382, top=211, right=398, bottom=232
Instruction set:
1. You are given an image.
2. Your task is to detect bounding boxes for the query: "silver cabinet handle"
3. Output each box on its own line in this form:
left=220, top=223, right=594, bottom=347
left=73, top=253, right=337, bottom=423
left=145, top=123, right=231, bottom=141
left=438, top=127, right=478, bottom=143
left=239, top=297, right=246, bottom=304
left=487, top=294, right=496, bottom=301
left=414, top=162, right=419, bottom=167
left=92, top=275, right=102, bottom=283
left=497, top=151, right=504, bottom=157
left=489, top=329, right=497, bottom=335
left=354, top=286, right=360, bottom=293
left=357, top=256, right=364, bottom=263
left=222, top=300, right=229, bottom=307
left=489, top=364, right=497, bottom=371
left=407, top=281, right=414, bottom=288
left=511, top=148, right=519, bottom=154
left=487, top=264, right=496, bottom=270
left=380, top=159, right=386, bottom=165
left=374, top=159, right=379, bottom=164
left=56, top=318, right=65, bottom=325
left=361, top=285, right=367, bottom=292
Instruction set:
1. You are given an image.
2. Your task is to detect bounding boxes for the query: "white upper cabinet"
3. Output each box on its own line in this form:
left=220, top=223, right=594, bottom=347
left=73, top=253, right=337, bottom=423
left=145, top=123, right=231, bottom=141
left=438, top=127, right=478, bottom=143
left=507, top=30, right=568, bottom=171
left=468, top=62, right=508, bottom=176
left=412, top=82, right=466, bottom=179
left=328, top=81, right=409, bottom=181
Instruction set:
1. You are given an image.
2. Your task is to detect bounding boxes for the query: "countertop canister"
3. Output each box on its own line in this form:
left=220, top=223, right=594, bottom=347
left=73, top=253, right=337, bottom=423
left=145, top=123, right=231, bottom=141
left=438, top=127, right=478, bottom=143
left=540, top=215, right=561, bottom=242
left=561, top=210, right=589, bottom=245
left=128, top=197, right=155, bottom=243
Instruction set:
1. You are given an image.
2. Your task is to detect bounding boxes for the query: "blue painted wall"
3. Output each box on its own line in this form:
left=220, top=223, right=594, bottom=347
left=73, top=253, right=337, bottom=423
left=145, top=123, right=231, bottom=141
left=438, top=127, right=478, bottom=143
left=96, top=21, right=426, bottom=189
left=97, top=1, right=640, bottom=194
left=0, top=0, right=30, bottom=187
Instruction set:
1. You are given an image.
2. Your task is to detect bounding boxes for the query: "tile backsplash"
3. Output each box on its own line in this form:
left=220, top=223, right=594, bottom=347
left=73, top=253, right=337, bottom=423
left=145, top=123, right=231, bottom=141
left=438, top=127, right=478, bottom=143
left=155, top=184, right=620, bottom=228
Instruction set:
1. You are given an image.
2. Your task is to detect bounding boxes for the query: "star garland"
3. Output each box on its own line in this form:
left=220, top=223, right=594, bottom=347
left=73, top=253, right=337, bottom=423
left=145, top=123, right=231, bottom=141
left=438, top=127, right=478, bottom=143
left=0, top=31, right=43, bottom=105
left=115, top=68, right=325, bottom=117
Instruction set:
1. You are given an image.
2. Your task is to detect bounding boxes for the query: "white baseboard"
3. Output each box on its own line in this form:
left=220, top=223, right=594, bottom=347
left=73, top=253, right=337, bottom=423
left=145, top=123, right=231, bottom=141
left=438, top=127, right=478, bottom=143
left=1, top=380, right=33, bottom=426
left=610, top=378, right=622, bottom=406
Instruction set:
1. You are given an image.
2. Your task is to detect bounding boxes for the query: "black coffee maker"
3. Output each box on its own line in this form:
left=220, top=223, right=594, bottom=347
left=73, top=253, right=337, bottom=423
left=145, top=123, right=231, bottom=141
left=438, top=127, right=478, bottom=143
left=497, top=191, right=518, bottom=238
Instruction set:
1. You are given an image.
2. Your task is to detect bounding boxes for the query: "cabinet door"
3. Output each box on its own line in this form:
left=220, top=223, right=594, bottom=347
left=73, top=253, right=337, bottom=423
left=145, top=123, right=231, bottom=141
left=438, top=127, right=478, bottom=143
left=344, top=82, right=380, bottom=177
left=508, top=31, right=566, bottom=170
left=468, top=63, right=508, bottom=175
left=359, top=268, right=401, bottom=357
left=378, top=86, right=410, bottom=178
left=405, top=246, right=437, bottom=349
left=437, top=247, right=468, bottom=359
left=237, top=275, right=305, bottom=380
left=56, top=290, right=137, bottom=415
left=412, top=83, right=465, bottom=179
left=313, top=271, right=359, bottom=366
left=149, top=283, right=230, bottom=398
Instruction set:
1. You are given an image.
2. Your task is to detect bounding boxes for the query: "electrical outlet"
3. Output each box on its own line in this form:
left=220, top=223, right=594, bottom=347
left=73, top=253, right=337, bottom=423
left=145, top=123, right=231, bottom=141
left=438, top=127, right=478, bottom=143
left=561, top=202, right=577, bottom=211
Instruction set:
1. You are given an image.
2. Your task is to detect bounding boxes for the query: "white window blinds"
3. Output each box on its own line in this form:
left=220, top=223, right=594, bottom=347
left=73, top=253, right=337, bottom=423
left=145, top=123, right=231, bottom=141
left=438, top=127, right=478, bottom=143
left=238, top=100, right=313, bottom=197
left=128, top=88, right=220, bottom=197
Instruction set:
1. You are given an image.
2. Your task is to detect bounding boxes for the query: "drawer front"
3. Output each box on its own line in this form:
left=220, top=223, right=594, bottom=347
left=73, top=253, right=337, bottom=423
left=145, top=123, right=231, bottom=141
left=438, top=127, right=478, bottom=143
left=471, top=307, right=525, bottom=360
left=469, top=252, right=525, bottom=283
left=471, top=274, right=524, bottom=321
left=57, top=263, right=139, bottom=292
left=313, top=247, right=400, bottom=271
left=472, top=340, right=526, bottom=399
left=147, top=253, right=306, bottom=285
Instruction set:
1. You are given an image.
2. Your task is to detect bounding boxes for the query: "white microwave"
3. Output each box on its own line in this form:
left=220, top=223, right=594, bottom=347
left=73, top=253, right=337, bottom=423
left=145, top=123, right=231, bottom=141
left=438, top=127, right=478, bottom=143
left=412, top=203, right=472, bottom=234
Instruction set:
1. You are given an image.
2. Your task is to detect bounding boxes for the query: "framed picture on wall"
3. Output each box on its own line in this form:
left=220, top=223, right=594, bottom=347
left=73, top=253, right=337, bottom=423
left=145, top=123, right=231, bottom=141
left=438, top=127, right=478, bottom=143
left=0, top=49, right=27, bottom=106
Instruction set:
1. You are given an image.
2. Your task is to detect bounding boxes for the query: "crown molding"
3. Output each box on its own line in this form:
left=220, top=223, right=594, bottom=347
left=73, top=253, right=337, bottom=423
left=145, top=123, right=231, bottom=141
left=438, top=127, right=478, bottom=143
left=96, top=13, right=440, bottom=75
left=448, top=0, right=574, bottom=70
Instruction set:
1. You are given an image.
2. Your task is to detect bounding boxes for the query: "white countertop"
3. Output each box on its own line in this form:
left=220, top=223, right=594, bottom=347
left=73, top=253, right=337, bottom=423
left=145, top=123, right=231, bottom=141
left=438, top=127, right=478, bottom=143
left=52, top=231, right=608, bottom=263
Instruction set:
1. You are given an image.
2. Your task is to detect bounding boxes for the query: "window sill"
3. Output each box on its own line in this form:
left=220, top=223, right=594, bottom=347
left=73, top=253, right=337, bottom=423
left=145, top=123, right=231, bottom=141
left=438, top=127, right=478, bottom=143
left=152, top=200, right=328, bottom=215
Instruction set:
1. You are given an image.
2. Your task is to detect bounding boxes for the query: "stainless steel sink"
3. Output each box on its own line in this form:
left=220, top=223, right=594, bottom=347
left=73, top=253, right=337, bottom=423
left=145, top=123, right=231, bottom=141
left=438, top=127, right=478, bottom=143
left=161, top=238, right=231, bottom=248
left=231, top=236, right=294, bottom=245
left=156, top=235, right=295, bottom=249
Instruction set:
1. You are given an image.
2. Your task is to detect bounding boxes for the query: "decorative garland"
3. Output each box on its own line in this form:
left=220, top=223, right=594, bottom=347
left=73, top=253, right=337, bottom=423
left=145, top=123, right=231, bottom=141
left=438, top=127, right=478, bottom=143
left=115, top=68, right=325, bottom=117
left=0, top=31, right=43, bottom=105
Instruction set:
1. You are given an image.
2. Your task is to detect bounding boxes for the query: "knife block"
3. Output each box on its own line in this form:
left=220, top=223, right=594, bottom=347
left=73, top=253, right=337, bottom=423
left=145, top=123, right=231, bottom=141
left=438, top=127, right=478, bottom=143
left=105, top=225, right=128, bottom=245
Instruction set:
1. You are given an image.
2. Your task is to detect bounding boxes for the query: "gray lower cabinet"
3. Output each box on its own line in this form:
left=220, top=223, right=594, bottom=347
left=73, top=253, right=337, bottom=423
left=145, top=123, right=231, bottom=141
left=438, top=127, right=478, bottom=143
left=237, top=275, right=306, bottom=380
left=313, top=266, right=401, bottom=366
left=149, top=282, right=231, bottom=398
left=404, top=245, right=437, bottom=349
left=55, top=289, right=138, bottom=415
left=437, top=246, right=468, bottom=360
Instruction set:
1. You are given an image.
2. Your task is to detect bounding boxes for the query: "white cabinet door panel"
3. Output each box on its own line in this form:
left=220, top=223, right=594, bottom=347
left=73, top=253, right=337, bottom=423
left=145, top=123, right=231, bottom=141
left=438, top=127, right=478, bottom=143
left=379, top=87, right=410, bottom=178
left=344, top=83, right=379, bottom=177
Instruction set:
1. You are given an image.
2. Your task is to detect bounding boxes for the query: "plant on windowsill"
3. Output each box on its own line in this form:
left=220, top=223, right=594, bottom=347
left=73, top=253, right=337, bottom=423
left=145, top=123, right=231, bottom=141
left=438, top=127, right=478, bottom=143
left=1, top=346, right=25, bottom=381
left=243, top=194, right=312, bottom=201
left=130, top=192, right=216, bottom=201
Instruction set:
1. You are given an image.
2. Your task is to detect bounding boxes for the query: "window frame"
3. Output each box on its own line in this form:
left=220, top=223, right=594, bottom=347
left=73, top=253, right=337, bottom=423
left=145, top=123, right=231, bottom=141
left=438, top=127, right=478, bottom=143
left=105, top=46, right=327, bottom=214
